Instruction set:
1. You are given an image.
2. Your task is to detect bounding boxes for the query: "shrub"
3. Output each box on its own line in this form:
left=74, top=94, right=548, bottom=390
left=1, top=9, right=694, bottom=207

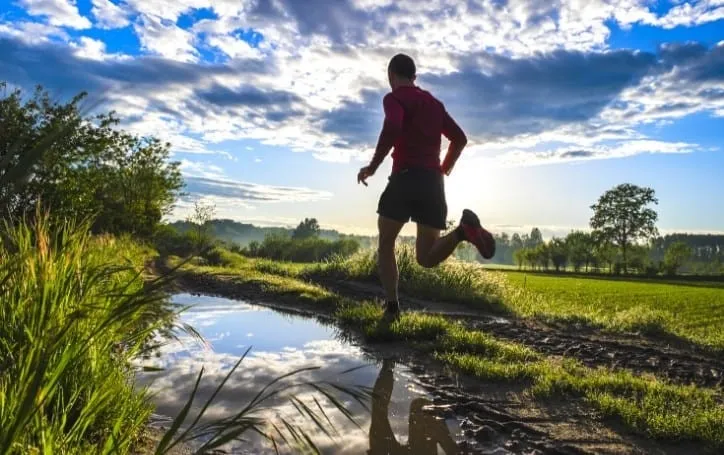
left=243, top=234, right=360, bottom=263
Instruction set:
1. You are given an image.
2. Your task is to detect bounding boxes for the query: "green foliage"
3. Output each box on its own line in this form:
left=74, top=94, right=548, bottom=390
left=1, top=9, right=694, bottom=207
left=292, top=217, right=321, bottom=240
left=565, top=231, right=595, bottom=272
left=0, top=83, right=183, bottom=238
left=664, top=241, right=693, bottom=276
left=244, top=232, right=360, bottom=263
left=312, top=245, right=724, bottom=351
left=651, top=234, right=724, bottom=275
left=590, top=183, right=659, bottom=272
left=185, top=200, right=216, bottom=252
left=152, top=223, right=197, bottom=257
left=0, top=216, right=370, bottom=454
left=547, top=238, right=567, bottom=271
left=312, top=245, right=509, bottom=312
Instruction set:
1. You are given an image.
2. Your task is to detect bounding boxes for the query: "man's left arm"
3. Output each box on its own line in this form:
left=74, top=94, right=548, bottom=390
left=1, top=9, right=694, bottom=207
left=367, top=95, right=404, bottom=173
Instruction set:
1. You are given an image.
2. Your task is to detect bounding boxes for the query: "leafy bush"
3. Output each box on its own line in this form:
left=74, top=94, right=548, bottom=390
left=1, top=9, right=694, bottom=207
left=243, top=233, right=360, bottom=263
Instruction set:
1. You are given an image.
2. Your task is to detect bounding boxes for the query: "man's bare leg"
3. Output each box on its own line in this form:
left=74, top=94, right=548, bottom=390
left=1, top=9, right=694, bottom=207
left=415, top=224, right=461, bottom=268
left=378, top=216, right=405, bottom=306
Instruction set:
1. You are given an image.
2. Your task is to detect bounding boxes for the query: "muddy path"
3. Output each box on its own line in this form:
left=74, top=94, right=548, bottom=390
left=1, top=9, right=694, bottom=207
left=165, top=272, right=719, bottom=454
left=171, top=270, right=724, bottom=389
left=311, top=276, right=724, bottom=390
left=354, top=343, right=710, bottom=455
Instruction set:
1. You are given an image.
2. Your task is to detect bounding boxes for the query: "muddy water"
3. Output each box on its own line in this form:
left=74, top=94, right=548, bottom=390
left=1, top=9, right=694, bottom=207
left=136, top=293, right=465, bottom=454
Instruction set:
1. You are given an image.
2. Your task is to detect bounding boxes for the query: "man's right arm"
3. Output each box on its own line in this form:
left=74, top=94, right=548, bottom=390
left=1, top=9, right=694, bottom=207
left=441, top=109, right=467, bottom=175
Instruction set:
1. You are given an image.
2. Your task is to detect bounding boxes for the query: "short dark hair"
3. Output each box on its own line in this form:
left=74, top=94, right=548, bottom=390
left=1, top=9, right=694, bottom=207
left=388, top=54, right=416, bottom=79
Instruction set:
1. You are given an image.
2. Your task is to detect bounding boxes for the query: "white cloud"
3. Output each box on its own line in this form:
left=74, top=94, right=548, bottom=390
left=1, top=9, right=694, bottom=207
left=69, top=36, right=130, bottom=60
left=70, top=36, right=106, bottom=60
left=178, top=160, right=226, bottom=179
left=18, top=0, right=92, bottom=29
left=90, top=0, right=131, bottom=29
left=134, top=15, right=199, bottom=62
left=497, top=140, right=701, bottom=166
left=205, top=33, right=264, bottom=59
left=651, top=0, right=724, bottom=29
left=6, top=0, right=724, bottom=171
left=0, top=20, right=68, bottom=44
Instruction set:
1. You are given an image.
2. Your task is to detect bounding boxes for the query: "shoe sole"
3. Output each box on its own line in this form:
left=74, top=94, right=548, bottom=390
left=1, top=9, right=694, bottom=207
left=462, top=209, right=496, bottom=259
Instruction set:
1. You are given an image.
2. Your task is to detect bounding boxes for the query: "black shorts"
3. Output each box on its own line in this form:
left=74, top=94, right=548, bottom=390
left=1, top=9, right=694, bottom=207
left=377, top=167, right=447, bottom=230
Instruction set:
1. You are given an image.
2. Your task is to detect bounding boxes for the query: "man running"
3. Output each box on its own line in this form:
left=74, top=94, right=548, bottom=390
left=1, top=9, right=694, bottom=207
left=357, top=53, right=496, bottom=319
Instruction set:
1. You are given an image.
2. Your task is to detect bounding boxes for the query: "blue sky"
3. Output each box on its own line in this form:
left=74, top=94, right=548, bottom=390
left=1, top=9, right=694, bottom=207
left=1, top=0, right=723, bottom=237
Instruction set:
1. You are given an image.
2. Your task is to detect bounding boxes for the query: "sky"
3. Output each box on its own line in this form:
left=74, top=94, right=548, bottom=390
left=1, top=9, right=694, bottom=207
left=0, top=0, right=723, bottom=238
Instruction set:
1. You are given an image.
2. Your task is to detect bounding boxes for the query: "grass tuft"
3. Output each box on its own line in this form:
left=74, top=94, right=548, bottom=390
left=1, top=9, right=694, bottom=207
left=0, top=214, right=174, bottom=453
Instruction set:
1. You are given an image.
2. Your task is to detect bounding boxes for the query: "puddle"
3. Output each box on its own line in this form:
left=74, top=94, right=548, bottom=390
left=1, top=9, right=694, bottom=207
left=136, top=293, right=464, bottom=454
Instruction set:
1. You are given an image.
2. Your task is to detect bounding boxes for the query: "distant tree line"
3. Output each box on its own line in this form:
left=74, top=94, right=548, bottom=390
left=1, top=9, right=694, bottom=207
left=454, top=184, right=722, bottom=277
left=165, top=197, right=722, bottom=276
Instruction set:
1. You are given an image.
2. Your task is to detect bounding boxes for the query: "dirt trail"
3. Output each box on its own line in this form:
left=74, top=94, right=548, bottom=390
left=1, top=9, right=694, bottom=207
left=315, top=277, right=724, bottom=389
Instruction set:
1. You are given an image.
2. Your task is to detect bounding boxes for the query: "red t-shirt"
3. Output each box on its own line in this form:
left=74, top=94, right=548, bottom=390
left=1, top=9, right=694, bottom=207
left=369, top=85, right=467, bottom=174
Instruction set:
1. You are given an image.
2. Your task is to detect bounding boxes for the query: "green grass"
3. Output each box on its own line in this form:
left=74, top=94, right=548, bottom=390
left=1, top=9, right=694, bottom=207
left=0, top=217, right=174, bottom=453
left=443, top=353, right=724, bottom=446
left=307, top=247, right=724, bottom=351
left=503, top=271, right=724, bottom=349
left=309, top=247, right=510, bottom=313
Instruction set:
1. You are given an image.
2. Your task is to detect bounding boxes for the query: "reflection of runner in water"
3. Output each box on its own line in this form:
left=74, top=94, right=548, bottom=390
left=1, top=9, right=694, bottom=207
left=368, top=359, right=460, bottom=455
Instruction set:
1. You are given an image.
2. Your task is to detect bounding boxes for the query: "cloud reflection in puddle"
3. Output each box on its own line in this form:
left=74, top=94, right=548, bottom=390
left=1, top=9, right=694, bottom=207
left=136, top=294, right=461, bottom=454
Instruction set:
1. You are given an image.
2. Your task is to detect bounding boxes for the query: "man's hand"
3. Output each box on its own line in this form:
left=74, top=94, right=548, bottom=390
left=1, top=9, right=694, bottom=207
left=357, top=165, right=375, bottom=186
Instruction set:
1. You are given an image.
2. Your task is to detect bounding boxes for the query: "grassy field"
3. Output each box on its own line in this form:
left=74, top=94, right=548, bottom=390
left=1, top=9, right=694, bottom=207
left=174, top=251, right=724, bottom=449
left=502, top=271, right=724, bottom=348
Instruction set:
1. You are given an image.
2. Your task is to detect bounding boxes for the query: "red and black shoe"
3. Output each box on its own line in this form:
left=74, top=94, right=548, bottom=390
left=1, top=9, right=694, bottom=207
left=458, top=209, right=496, bottom=259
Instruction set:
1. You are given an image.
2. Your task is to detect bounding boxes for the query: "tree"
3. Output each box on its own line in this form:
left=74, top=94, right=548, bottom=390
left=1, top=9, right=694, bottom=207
left=511, top=233, right=524, bottom=251
left=627, top=244, right=653, bottom=274
left=589, top=183, right=659, bottom=274
left=292, top=218, right=320, bottom=240
left=513, top=248, right=526, bottom=270
left=0, top=83, right=183, bottom=237
left=664, top=241, right=693, bottom=276
left=548, top=238, right=569, bottom=272
left=566, top=231, right=594, bottom=272
left=534, top=243, right=550, bottom=270
left=526, top=228, right=544, bottom=248
left=594, top=241, right=619, bottom=274
left=186, top=201, right=216, bottom=251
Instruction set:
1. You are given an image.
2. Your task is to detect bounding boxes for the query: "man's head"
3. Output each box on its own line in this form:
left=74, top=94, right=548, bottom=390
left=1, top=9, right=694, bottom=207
left=387, top=53, right=416, bottom=89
